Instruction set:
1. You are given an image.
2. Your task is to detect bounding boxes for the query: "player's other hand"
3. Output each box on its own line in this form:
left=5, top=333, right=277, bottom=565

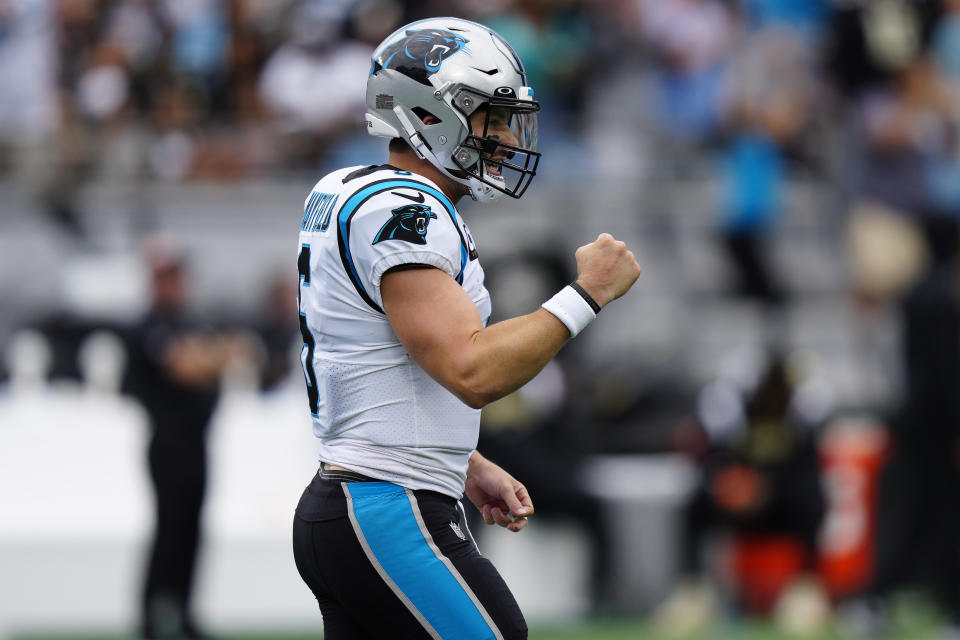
left=574, top=233, right=642, bottom=308
left=465, top=451, right=533, bottom=532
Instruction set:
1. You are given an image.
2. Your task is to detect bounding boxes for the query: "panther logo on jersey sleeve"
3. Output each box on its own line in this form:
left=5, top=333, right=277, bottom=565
left=373, top=204, right=438, bottom=245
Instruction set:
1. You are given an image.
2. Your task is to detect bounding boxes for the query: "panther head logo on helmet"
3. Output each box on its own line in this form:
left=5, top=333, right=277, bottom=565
left=373, top=204, right=438, bottom=245
left=372, top=29, right=468, bottom=85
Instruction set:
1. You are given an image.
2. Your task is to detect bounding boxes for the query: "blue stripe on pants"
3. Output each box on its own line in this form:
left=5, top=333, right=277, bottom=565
left=346, top=482, right=497, bottom=639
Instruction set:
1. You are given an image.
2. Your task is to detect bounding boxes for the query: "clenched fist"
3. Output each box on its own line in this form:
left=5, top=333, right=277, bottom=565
left=574, top=233, right=642, bottom=308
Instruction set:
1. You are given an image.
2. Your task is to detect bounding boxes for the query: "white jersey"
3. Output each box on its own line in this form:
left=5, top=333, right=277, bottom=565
left=296, top=164, right=490, bottom=498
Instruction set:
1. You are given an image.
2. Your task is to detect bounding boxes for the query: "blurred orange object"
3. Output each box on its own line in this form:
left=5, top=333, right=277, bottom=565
left=711, top=464, right=766, bottom=514
left=816, top=420, right=889, bottom=599
left=731, top=535, right=808, bottom=614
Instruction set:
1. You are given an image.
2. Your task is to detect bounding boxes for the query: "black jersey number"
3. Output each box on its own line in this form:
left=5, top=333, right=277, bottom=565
left=297, top=244, right=319, bottom=416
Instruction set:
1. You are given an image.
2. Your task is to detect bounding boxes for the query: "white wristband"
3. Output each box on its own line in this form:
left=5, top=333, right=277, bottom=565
left=541, top=285, right=597, bottom=338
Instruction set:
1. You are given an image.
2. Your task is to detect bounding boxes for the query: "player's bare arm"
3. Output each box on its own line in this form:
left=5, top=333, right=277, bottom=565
left=381, top=234, right=641, bottom=409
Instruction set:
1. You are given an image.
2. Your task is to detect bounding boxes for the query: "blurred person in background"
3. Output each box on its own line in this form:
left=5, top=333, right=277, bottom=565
left=826, top=0, right=940, bottom=105
left=826, top=0, right=948, bottom=309
left=867, top=225, right=960, bottom=634
left=251, top=270, right=299, bottom=391
left=290, top=16, right=641, bottom=638
left=845, top=55, right=957, bottom=302
left=712, top=2, right=822, bottom=309
left=122, top=239, right=252, bottom=639
left=654, top=349, right=830, bottom=636
left=827, top=3, right=959, bottom=432
left=258, top=0, right=402, bottom=172
left=52, top=0, right=280, bottom=186
left=0, top=0, right=58, bottom=174
left=0, top=0, right=76, bottom=236
left=146, top=0, right=276, bottom=180
left=55, top=0, right=170, bottom=187
left=847, top=196, right=960, bottom=638
left=822, top=5, right=960, bottom=633
left=635, top=0, right=739, bottom=157
left=163, top=0, right=229, bottom=111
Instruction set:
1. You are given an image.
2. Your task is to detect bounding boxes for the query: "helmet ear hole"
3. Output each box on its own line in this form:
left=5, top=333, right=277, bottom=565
left=412, top=107, right=441, bottom=124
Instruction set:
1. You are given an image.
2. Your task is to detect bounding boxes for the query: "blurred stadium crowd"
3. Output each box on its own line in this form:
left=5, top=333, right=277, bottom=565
left=3, top=0, right=960, bottom=637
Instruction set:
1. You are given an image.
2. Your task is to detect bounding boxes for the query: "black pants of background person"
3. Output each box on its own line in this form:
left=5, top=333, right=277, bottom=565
left=868, top=262, right=960, bottom=624
left=722, top=231, right=785, bottom=307
left=141, top=427, right=208, bottom=639
left=869, top=433, right=960, bottom=622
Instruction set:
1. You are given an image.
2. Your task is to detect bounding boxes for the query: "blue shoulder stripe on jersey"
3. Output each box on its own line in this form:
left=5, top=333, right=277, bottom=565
left=346, top=483, right=498, bottom=639
left=337, top=179, right=469, bottom=313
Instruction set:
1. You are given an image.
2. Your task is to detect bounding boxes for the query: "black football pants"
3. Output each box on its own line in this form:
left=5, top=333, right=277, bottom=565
left=292, top=469, right=527, bottom=639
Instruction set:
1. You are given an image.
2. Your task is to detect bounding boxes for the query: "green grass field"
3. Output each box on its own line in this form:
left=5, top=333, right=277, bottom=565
left=11, top=615, right=952, bottom=640
left=11, top=592, right=953, bottom=640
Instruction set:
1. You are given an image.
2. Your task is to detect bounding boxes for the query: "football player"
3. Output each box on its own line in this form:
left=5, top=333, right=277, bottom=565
left=291, top=17, right=641, bottom=639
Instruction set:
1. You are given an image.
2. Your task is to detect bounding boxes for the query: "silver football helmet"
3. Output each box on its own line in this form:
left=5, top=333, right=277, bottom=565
left=365, top=17, right=540, bottom=202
